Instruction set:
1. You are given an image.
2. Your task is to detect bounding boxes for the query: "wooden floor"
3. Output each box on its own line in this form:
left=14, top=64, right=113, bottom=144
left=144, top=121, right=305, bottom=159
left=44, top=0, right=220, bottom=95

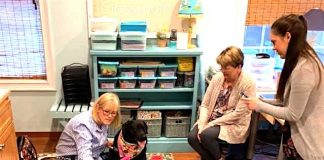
left=17, top=132, right=201, bottom=160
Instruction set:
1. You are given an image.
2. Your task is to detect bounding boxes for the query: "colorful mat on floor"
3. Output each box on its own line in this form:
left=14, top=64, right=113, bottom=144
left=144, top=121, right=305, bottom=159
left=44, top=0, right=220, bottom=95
left=38, top=153, right=174, bottom=160
left=146, top=153, right=174, bottom=160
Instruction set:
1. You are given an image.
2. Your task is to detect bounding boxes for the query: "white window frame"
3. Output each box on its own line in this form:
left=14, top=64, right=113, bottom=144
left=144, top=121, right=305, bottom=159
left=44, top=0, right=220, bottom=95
left=0, top=0, right=56, bottom=91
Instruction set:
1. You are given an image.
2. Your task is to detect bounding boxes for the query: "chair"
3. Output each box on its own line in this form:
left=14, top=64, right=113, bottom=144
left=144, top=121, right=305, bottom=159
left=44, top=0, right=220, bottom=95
left=221, top=111, right=259, bottom=160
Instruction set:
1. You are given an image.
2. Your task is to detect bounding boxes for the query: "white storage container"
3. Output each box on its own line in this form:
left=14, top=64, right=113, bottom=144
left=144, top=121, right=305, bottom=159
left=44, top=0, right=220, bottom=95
left=90, top=32, right=118, bottom=50
left=90, top=18, right=118, bottom=32
left=119, top=32, right=147, bottom=50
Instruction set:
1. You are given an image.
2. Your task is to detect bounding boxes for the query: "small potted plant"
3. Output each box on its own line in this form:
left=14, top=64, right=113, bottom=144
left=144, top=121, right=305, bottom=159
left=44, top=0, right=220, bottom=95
left=156, top=30, right=168, bottom=47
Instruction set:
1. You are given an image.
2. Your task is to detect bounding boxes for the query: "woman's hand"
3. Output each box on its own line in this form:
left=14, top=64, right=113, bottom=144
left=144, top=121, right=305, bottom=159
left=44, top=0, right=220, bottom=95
left=106, top=138, right=114, bottom=148
left=242, top=97, right=258, bottom=110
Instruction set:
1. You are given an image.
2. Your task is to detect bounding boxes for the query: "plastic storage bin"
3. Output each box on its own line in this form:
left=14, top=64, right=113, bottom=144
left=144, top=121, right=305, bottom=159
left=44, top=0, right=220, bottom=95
left=118, top=65, right=137, bottom=77
left=183, top=72, right=195, bottom=88
left=157, top=77, right=177, bottom=89
left=138, top=77, right=157, bottom=89
left=138, top=65, right=158, bottom=77
left=158, top=64, right=178, bottom=77
left=108, top=110, right=132, bottom=137
left=90, top=18, right=118, bottom=32
left=98, top=77, right=118, bottom=89
left=119, top=32, right=147, bottom=50
left=90, top=32, right=117, bottom=50
left=119, top=77, right=137, bottom=89
left=177, top=57, right=194, bottom=72
left=98, top=61, right=119, bottom=77
left=164, top=115, right=190, bottom=137
left=120, top=21, right=147, bottom=32
left=137, top=111, right=162, bottom=137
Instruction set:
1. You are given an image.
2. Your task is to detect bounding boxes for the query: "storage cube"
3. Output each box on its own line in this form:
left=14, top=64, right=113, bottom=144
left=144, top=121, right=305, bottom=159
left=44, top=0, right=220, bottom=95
left=98, top=61, right=119, bottom=77
left=119, top=77, right=137, bottom=89
left=164, top=115, right=191, bottom=137
left=158, top=64, right=178, bottom=77
left=157, top=77, right=177, bottom=89
left=138, top=77, right=157, bottom=89
left=119, top=32, right=147, bottom=50
left=138, top=66, right=157, bottom=77
left=90, top=17, right=118, bottom=32
left=137, top=111, right=162, bottom=137
left=108, top=110, right=133, bottom=137
left=119, top=65, right=137, bottom=77
left=98, top=77, right=118, bottom=89
left=90, top=32, right=117, bottom=50
left=120, top=21, right=147, bottom=32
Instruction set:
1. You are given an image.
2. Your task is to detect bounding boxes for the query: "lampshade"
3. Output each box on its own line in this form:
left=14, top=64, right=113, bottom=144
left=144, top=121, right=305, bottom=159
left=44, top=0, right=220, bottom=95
left=304, top=8, right=324, bottom=31
left=178, top=0, right=203, bottom=17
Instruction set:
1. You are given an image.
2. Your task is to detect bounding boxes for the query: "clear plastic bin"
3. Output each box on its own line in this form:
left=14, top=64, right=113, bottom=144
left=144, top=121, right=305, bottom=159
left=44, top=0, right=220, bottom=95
left=98, top=77, right=118, bottom=89
left=138, top=77, right=157, bottom=89
left=98, top=61, right=119, bottom=77
left=90, top=18, right=118, bottom=32
left=158, top=64, right=178, bottom=77
left=119, top=77, right=137, bottom=89
left=90, top=32, right=117, bottom=50
left=138, top=66, right=158, bottom=77
left=118, top=65, right=137, bottom=77
left=157, top=77, right=177, bottom=89
left=164, top=116, right=190, bottom=137
left=119, top=32, right=147, bottom=51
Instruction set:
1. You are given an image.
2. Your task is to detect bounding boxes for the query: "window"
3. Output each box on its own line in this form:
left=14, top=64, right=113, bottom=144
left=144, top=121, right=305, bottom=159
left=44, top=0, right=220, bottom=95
left=243, top=25, right=324, bottom=90
left=0, top=0, right=55, bottom=91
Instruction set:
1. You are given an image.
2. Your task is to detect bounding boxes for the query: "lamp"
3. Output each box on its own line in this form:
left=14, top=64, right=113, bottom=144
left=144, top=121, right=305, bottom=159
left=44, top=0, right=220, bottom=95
left=178, top=0, right=203, bottom=49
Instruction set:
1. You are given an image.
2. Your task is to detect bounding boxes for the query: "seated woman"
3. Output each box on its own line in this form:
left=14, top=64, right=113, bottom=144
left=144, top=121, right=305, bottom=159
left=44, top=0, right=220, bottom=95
left=56, top=93, right=121, bottom=160
left=187, top=46, right=256, bottom=160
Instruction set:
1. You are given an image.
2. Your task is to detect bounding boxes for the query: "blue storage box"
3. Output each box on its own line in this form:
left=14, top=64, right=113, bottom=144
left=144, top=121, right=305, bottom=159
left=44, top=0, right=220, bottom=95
left=120, top=21, right=147, bottom=32
left=98, top=61, right=119, bottom=77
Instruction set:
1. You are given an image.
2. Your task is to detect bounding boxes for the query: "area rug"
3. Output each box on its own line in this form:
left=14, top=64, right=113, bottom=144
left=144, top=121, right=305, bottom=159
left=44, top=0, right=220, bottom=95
left=146, top=153, right=174, bottom=160
left=38, top=153, right=174, bottom=160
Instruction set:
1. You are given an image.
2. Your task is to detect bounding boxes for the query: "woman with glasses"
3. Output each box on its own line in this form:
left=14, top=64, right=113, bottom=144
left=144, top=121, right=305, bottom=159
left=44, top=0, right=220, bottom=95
left=56, top=92, right=121, bottom=160
left=187, top=46, right=256, bottom=160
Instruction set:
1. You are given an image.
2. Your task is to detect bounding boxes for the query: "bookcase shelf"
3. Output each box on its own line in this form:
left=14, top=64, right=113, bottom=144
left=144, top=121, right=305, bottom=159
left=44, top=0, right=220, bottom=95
left=90, top=47, right=202, bottom=152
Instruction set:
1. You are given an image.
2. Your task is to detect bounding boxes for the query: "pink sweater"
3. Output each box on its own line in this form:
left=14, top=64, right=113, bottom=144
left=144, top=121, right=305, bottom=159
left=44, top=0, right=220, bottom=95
left=198, top=71, right=256, bottom=143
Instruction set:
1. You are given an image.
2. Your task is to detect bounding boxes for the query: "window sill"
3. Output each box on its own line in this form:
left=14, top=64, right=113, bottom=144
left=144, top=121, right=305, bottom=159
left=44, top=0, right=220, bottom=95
left=0, top=79, right=56, bottom=91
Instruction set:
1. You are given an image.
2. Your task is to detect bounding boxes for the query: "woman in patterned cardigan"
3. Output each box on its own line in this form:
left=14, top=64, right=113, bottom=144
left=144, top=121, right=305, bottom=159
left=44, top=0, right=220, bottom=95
left=188, top=46, right=256, bottom=160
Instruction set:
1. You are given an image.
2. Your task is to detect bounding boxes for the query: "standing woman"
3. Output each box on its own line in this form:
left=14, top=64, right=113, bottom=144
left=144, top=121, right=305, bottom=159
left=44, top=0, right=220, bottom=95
left=244, top=14, right=324, bottom=159
left=56, top=93, right=121, bottom=160
left=188, top=46, right=256, bottom=160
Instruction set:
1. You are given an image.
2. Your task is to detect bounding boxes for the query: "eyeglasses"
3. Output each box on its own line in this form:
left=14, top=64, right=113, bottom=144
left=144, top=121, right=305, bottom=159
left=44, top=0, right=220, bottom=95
left=101, top=108, right=117, bottom=117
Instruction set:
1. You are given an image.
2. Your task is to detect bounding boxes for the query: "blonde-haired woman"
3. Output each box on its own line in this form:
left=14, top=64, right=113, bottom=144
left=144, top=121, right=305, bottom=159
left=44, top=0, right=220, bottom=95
left=56, top=93, right=121, bottom=160
left=187, top=46, right=256, bottom=160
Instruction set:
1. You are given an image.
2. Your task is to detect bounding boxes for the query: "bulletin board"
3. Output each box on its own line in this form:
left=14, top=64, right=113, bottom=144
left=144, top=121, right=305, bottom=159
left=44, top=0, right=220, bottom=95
left=91, top=0, right=189, bottom=32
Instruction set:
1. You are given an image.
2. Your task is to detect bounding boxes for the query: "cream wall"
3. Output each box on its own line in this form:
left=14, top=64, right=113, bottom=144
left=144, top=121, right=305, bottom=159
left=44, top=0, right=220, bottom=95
left=10, top=0, right=248, bottom=131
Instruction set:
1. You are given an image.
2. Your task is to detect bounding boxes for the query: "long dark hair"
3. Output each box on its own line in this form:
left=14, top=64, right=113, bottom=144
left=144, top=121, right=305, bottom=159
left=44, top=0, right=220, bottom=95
left=272, top=14, right=323, bottom=101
